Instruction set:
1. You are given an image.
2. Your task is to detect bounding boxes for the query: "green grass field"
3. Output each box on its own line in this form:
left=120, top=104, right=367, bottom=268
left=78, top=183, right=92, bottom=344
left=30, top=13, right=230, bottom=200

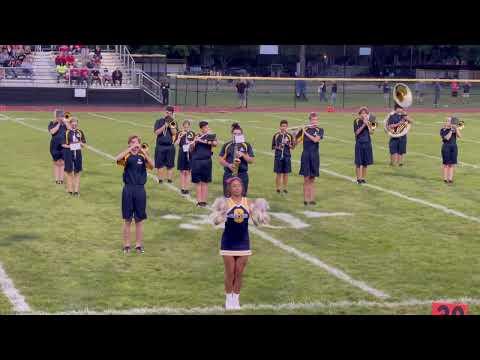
left=0, top=109, right=479, bottom=315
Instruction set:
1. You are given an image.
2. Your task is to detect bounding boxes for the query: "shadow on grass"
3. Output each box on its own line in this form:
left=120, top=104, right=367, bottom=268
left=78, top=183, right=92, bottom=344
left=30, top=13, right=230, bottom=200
left=0, top=233, right=40, bottom=247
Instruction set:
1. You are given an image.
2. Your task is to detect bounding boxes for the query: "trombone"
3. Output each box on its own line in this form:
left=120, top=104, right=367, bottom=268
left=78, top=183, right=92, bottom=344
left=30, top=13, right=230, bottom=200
left=288, top=124, right=316, bottom=144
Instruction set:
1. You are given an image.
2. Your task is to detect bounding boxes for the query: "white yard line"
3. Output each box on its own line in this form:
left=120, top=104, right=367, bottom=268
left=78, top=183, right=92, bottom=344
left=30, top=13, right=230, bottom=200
left=26, top=297, right=480, bottom=315
left=270, top=212, right=310, bottom=229
left=0, top=262, right=31, bottom=312
left=7, top=114, right=390, bottom=299
left=88, top=112, right=152, bottom=128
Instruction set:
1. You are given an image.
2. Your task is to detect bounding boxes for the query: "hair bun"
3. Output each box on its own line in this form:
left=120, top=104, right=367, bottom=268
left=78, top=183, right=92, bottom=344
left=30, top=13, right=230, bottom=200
left=231, top=122, right=240, bottom=130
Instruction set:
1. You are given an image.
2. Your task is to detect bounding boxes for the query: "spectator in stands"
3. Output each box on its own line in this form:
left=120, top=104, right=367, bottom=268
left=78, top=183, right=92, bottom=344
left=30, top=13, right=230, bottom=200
left=451, top=79, right=460, bottom=105
left=86, top=58, right=95, bottom=69
left=112, top=68, right=123, bottom=87
left=93, top=54, right=102, bottom=67
left=102, top=67, right=112, bottom=86
left=56, top=63, right=68, bottom=83
left=24, top=46, right=31, bottom=56
left=5, top=58, right=19, bottom=79
left=414, top=82, right=424, bottom=104
left=55, top=52, right=66, bottom=66
left=382, top=81, right=390, bottom=107
left=20, top=56, right=33, bottom=79
left=0, top=49, right=9, bottom=67
left=80, top=66, right=89, bottom=86
left=65, top=52, right=75, bottom=66
left=91, top=68, right=102, bottom=86
left=94, top=46, right=102, bottom=60
left=74, top=44, right=82, bottom=55
left=330, top=82, right=338, bottom=106
left=70, top=65, right=81, bottom=85
left=59, top=45, right=69, bottom=53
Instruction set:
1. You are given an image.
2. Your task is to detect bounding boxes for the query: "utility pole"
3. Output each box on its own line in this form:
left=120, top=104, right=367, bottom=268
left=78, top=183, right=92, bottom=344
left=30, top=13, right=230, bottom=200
left=299, top=45, right=306, bottom=76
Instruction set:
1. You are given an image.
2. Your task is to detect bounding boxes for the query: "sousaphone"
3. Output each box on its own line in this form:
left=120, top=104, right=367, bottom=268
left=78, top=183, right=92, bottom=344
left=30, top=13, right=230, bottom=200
left=384, top=83, right=413, bottom=138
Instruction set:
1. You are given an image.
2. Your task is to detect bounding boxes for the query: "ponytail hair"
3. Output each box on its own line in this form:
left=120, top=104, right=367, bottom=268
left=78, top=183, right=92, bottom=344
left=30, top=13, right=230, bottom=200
left=231, top=122, right=243, bottom=134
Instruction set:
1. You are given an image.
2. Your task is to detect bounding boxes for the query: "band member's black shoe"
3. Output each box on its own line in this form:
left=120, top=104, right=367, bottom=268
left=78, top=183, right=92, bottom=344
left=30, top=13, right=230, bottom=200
left=180, top=189, right=185, bottom=194
left=357, top=179, right=362, bottom=184
left=399, top=163, right=404, bottom=167
left=309, top=201, right=317, bottom=205
left=197, top=202, right=207, bottom=207
left=304, top=201, right=308, bottom=206
left=276, top=189, right=281, bottom=194
left=283, top=190, right=288, bottom=194
left=55, top=180, right=60, bottom=184
left=361, top=179, right=366, bottom=183
left=135, top=246, right=145, bottom=254
left=448, top=180, right=453, bottom=184
left=158, top=179, right=163, bottom=184
left=185, top=190, right=190, bottom=195
left=167, top=179, right=173, bottom=183
left=123, top=246, right=131, bottom=254
left=68, top=192, right=73, bottom=195
left=73, top=192, right=79, bottom=196
left=60, top=180, right=64, bottom=184
left=444, top=180, right=448, bottom=183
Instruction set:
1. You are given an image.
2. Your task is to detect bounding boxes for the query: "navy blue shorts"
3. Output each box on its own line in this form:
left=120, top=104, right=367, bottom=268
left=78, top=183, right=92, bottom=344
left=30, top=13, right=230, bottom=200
left=223, top=172, right=249, bottom=196
left=122, top=185, right=147, bottom=222
left=50, top=141, right=64, bottom=161
left=299, top=151, right=320, bottom=177
left=355, top=141, right=374, bottom=166
left=441, top=144, right=458, bottom=165
left=191, top=158, right=212, bottom=183
left=177, top=150, right=191, bottom=171
left=64, top=149, right=83, bottom=173
left=389, top=136, right=407, bottom=155
left=274, top=157, right=292, bottom=174
left=155, top=145, right=175, bottom=169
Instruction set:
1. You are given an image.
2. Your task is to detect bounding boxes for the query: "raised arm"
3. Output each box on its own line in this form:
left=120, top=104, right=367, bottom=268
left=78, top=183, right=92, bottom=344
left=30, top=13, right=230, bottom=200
left=115, top=147, right=132, bottom=163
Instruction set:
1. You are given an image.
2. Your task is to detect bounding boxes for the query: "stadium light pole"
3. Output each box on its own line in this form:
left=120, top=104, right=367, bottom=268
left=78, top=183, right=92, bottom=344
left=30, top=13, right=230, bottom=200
left=342, top=44, right=346, bottom=109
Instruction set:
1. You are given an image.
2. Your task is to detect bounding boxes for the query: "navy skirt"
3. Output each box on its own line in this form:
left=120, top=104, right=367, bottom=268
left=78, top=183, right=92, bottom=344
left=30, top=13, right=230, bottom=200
left=355, top=141, right=373, bottom=166
left=177, top=149, right=191, bottom=171
left=299, top=151, right=320, bottom=177
left=64, top=149, right=83, bottom=173
left=441, top=143, right=458, bottom=165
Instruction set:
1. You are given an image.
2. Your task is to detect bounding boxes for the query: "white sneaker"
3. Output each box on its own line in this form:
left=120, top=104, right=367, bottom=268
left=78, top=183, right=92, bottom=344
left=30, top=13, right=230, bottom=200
left=232, top=294, right=241, bottom=310
left=225, top=294, right=233, bottom=310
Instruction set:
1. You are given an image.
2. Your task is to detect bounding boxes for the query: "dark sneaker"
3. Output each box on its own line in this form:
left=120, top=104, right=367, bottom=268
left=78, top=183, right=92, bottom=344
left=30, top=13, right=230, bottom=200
left=357, top=179, right=362, bottom=184
left=304, top=201, right=308, bottom=206
left=185, top=190, right=190, bottom=195
left=135, top=246, right=145, bottom=254
left=276, top=189, right=281, bottom=194
left=167, top=179, right=173, bottom=183
left=361, top=179, right=366, bottom=184
left=309, top=201, right=317, bottom=205
left=180, top=189, right=186, bottom=194
left=158, top=179, right=163, bottom=184
left=73, top=192, right=79, bottom=196
left=399, top=163, right=404, bottom=167
left=283, top=190, right=288, bottom=194
left=68, top=192, right=73, bottom=195
left=444, top=180, right=448, bottom=183
left=123, top=246, right=131, bottom=254
left=448, top=180, right=453, bottom=184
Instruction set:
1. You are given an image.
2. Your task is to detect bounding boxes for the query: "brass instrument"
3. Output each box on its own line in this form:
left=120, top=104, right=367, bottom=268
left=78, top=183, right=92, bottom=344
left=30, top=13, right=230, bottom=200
left=384, top=83, right=413, bottom=138
left=64, top=111, right=72, bottom=122
left=163, top=116, right=178, bottom=136
left=289, top=124, right=316, bottom=144
left=368, top=114, right=377, bottom=131
left=141, top=143, right=149, bottom=152
left=451, top=117, right=465, bottom=130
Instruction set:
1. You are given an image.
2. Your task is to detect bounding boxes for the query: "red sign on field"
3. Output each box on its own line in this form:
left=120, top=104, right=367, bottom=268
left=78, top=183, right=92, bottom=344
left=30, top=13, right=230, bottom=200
left=432, top=302, right=468, bottom=315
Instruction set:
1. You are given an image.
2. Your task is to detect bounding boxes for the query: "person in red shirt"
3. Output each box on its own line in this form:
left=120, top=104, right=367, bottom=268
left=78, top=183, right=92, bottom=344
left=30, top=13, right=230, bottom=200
left=59, top=45, right=69, bottom=52
left=70, top=66, right=81, bottom=85
left=451, top=79, right=460, bottom=105
left=80, top=67, right=89, bottom=85
left=55, top=52, right=66, bottom=66
left=65, top=52, right=75, bottom=66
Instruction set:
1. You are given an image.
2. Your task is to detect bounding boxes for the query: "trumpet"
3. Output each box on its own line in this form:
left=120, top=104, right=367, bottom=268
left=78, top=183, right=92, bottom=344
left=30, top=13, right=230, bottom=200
left=368, top=115, right=377, bottom=131
left=64, top=111, right=72, bottom=122
left=141, top=143, right=149, bottom=152
left=450, top=117, right=464, bottom=131
left=289, top=124, right=316, bottom=144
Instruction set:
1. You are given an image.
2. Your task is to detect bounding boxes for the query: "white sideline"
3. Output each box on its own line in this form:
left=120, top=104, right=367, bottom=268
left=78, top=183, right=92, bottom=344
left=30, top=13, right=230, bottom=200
left=26, top=297, right=480, bottom=315
left=0, top=262, right=31, bottom=312
left=88, top=112, right=152, bottom=128
left=6, top=114, right=390, bottom=300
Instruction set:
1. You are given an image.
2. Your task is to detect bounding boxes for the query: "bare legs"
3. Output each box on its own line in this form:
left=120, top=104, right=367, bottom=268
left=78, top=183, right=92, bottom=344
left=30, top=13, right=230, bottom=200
left=442, top=164, right=455, bottom=182
left=53, top=160, right=64, bottom=182
left=123, top=220, right=144, bottom=248
left=303, top=176, right=315, bottom=203
left=196, top=182, right=208, bottom=204
left=275, top=173, right=289, bottom=191
left=180, top=170, right=191, bottom=191
left=223, top=255, right=249, bottom=296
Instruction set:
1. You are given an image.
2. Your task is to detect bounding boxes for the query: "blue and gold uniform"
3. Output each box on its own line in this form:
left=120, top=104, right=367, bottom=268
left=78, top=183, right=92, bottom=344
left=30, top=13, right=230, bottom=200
left=176, top=130, right=195, bottom=171
left=219, top=140, right=255, bottom=196
left=220, top=197, right=251, bottom=256
left=353, top=118, right=373, bottom=166
left=387, top=112, right=407, bottom=155
left=154, top=117, right=176, bottom=169
left=191, top=134, right=215, bottom=183
left=440, top=127, right=458, bottom=165
left=299, top=126, right=324, bottom=177
left=118, top=152, right=153, bottom=222
left=272, top=131, right=294, bottom=174
left=63, top=128, right=86, bottom=173
left=48, top=121, right=67, bottom=161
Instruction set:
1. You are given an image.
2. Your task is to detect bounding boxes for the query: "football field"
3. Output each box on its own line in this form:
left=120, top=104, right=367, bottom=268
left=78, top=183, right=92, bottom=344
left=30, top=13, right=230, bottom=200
left=0, top=109, right=479, bottom=314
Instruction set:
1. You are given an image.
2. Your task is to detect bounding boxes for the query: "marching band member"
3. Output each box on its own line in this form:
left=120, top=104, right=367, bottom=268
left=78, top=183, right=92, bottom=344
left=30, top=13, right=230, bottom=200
left=386, top=104, right=410, bottom=166
left=175, top=120, right=195, bottom=195
left=61, top=117, right=86, bottom=196
left=218, top=123, right=255, bottom=197
left=299, top=112, right=324, bottom=206
left=190, top=121, right=217, bottom=207
left=48, top=110, right=67, bottom=185
left=440, top=116, right=462, bottom=184
left=353, top=107, right=374, bottom=184
left=271, top=119, right=294, bottom=194
left=211, top=177, right=270, bottom=310
left=115, top=135, right=154, bottom=254
left=153, top=105, right=177, bottom=184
